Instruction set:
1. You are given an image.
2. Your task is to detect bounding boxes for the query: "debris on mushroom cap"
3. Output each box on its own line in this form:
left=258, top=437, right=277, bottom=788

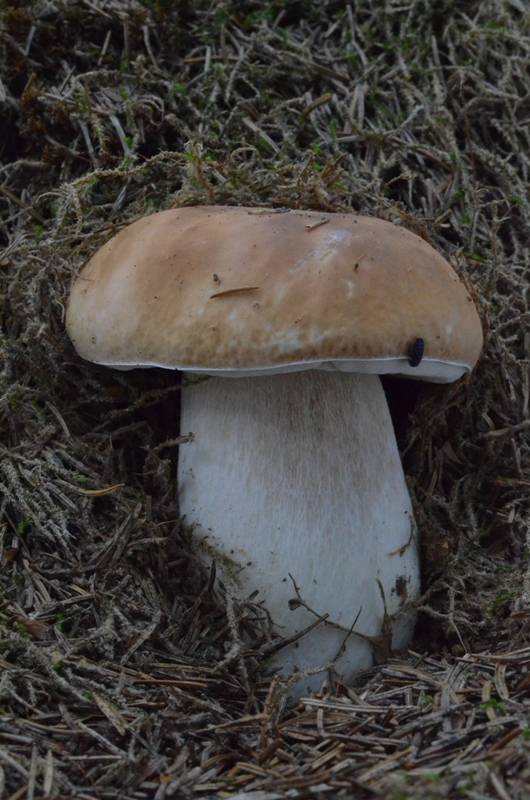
left=66, top=206, right=483, bottom=382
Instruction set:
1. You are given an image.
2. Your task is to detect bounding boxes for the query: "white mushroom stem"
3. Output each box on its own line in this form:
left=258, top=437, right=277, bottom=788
left=178, top=371, right=419, bottom=694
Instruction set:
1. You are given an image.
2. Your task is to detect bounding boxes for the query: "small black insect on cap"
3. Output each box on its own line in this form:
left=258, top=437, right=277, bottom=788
left=408, top=337, right=425, bottom=367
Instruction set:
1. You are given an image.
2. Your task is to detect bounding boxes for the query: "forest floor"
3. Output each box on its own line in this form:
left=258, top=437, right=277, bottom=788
left=1, top=1, right=529, bottom=798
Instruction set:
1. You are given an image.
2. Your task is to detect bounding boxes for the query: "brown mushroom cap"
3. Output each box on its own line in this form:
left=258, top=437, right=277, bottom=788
left=65, top=206, right=483, bottom=382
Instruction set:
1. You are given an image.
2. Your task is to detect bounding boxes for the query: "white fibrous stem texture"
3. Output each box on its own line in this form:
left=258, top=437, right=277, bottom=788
left=178, top=371, right=419, bottom=694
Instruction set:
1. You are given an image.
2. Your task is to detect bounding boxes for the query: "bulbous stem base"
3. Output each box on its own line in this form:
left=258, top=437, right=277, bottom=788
left=178, top=371, right=419, bottom=695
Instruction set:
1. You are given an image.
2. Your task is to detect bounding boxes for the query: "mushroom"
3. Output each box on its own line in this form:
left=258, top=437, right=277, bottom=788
left=66, top=206, right=482, bottom=693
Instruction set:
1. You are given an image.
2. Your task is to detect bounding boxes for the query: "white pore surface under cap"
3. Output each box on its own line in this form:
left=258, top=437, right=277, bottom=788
left=109, top=356, right=467, bottom=382
left=180, top=356, right=467, bottom=382
left=178, top=371, right=420, bottom=696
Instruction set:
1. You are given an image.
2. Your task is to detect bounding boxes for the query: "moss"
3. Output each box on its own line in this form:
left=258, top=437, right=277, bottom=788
left=0, top=0, right=528, bottom=795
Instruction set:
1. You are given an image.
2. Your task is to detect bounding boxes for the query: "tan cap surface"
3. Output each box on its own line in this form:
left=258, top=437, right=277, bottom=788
left=66, top=206, right=483, bottom=382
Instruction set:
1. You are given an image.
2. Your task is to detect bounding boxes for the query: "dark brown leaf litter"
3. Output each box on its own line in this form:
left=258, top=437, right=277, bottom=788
left=1, top=0, right=529, bottom=797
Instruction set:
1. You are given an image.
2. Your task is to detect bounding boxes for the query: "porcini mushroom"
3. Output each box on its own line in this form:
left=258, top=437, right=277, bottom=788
left=66, top=206, right=482, bottom=693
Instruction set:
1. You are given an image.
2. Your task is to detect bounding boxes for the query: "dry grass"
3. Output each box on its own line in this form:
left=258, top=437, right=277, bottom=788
left=1, top=0, right=529, bottom=797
